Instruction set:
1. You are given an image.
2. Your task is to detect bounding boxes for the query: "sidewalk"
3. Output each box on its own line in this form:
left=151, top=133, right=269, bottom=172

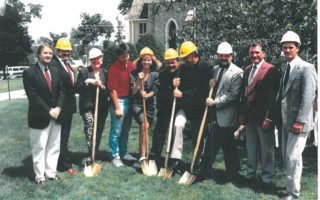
left=0, top=89, right=26, bottom=101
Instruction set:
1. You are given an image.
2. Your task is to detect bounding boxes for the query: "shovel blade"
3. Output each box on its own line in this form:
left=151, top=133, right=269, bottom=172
left=148, top=160, right=158, bottom=176
left=84, top=162, right=101, bottom=177
left=158, top=168, right=165, bottom=176
left=179, top=171, right=192, bottom=184
left=141, top=160, right=150, bottom=176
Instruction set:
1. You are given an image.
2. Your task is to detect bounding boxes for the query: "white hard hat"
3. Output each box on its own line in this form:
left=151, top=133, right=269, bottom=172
left=280, top=31, right=301, bottom=46
left=217, top=42, right=233, bottom=54
left=89, top=48, right=103, bottom=60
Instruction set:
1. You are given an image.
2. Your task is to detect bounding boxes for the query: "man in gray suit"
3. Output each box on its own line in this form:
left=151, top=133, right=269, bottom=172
left=199, top=42, right=243, bottom=181
left=278, top=31, right=317, bottom=200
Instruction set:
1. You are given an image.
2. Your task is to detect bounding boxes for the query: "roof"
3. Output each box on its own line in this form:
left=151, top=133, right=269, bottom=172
left=127, top=0, right=154, bottom=20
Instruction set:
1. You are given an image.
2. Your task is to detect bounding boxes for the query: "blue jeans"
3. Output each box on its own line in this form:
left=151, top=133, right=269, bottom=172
left=109, top=98, right=132, bottom=158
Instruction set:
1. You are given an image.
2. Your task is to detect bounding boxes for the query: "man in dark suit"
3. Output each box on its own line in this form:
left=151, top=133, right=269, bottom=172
left=51, top=38, right=77, bottom=175
left=23, top=44, right=65, bottom=185
left=239, top=43, right=280, bottom=189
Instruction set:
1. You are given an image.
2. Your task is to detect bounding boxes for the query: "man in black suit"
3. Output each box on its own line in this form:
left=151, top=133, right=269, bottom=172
left=23, top=44, right=65, bottom=185
left=51, top=38, right=77, bottom=175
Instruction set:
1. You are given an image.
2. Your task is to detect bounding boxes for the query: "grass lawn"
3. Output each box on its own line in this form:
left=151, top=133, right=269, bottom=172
left=0, top=78, right=24, bottom=93
left=0, top=99, right=317, bottom=200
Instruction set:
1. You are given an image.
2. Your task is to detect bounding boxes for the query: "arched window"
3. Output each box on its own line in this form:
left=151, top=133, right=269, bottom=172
left=165, top=18, right=178, bottom=50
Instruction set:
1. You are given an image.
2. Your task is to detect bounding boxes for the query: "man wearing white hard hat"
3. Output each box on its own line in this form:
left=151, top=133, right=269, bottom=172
left=75, top=48, right=109, bottom=166
left=199, top=42, right=243, bottom=182
left=277, top=31, right=317, bottom=200
left=51, top=38, right=77, bottom=175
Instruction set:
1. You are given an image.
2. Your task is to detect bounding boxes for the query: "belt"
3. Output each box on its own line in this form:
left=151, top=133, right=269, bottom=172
left=119, top=96, right=129, bottom=99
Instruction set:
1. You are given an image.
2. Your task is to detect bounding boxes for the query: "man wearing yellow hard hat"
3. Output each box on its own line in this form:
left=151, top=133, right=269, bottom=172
left=51, top=37, right=77, bottom=175
left=169, top=41, right=212, bottom=173
left=151, top=48, right=180, bottom=163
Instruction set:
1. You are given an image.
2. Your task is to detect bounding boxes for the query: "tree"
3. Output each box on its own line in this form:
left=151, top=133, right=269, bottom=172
left=71, top=13, right=114, bottom=56
left=118, top=0, right=134, bottom=15
left=114, top=16, right=125, bottom=45
left=154, top=0, right=317, bottom=68
left=136, top=33, right=165, bottom=63
left=0, top=0, right=42, bottom=77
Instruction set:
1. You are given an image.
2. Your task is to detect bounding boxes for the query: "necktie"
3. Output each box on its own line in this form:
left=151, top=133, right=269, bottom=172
left=212, top=68, right=224, bottom=98
left=283, top=64, right=291, bottom=91
left=247, top=65, right=257, bottom=93
left=44, top=67, right=52, bottom=93
left=64, top=61, right=74, bottom=85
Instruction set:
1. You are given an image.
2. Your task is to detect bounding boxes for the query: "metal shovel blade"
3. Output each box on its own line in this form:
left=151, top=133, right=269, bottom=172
left=141, top=159, right=158, bottom=176
left=84, top=162, right=101, bottom=177
left=179, top=171, right=192, bottom=184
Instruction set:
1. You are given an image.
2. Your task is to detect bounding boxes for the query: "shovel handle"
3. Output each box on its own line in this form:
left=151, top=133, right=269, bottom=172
left=164, top=88, right=177, bottom=169
left=141, top=80, right=149, bottom=158
left=190, top=86, right=214, bottom=172
left=92, top=77, right=100, bottom=163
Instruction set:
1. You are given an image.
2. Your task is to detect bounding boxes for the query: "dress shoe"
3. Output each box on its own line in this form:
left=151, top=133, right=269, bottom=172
left=168, top=158, right=184, bottom=173
left=281, top=194, right=298, bottom=200
left=112, top=157, right=123, bottom=167
left=67, top=168, right=78, bottom=175
left=48, top=175, right=61, bottom=180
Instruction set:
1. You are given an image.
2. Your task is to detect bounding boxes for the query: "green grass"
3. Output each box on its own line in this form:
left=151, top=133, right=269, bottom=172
left=0, top=99, right=317, bottom=200
left=0, top=78, right=24, bottom=93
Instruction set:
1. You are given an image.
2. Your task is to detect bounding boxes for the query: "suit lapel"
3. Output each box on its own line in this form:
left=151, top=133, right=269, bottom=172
left=247, top=61, right=267, bottom=95
left=36, top=64, right=51, bottom=93
left=283, top=62, right=299, bottom=96
left=217, top=64, right=234, bottom=95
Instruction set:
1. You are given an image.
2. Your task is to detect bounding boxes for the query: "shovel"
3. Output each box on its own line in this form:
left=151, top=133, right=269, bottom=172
left=84, top=79, right=101, bottom=177
left=158, top=89, right=177, bottom=180
left=179, top=85, right=214, bottom=185
left=140, top=79, right=158, bottom=176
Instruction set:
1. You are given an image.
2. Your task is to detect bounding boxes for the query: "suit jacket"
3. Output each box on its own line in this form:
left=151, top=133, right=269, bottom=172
left=241, top=61, right=280, bottom=125
left=75, top=66, right=109, bottom=115
left=213, top=63, right=243, bottom=127
left=51, top=56, right=76, bottom=115
left=277, top=57, right=317, bottom=132
left=23, top=63, right=65, bottom=129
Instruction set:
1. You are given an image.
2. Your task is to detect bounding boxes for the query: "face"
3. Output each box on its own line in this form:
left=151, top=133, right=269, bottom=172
left=57, top=49, right=71, bottom=61
left=165, top=58, right=179, bottom=73
left=249, top=46, right=265, bottom=64
left=218, top=54, right=232, bottom=65
left=182, top=52, right=194, bottom=65
left=118, top=53, right=130, bottom=65
left=141, top=55, right=152, bottom=69
left=90, top=56, right=103, bottom=70
left=282, top=42, right=299, bottom=62
left=38, top=46, right=53, bottom=65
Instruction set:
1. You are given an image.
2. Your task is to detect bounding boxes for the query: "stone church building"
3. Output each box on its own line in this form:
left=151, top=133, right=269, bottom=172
left=127, top=0, right=193, bottom=50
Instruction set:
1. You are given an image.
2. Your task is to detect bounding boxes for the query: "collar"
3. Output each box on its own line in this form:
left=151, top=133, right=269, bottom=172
left=287, top=56, right=301, bottom=67
left=37, top=61, right=48, bottom=72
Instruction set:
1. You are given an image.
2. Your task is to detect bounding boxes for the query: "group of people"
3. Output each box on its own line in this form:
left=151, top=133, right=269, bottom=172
left=23, top=30, right=317, bottom=200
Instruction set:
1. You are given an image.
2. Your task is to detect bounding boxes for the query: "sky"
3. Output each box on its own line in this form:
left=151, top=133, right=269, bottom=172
left=20, top=0, right=129, bottom=42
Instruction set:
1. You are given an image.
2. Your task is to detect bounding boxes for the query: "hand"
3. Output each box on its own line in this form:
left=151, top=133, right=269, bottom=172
left=49, top=107, right=61, bottom=120
left=173, top=88, right=182, bottom=98
left=206, top=97, right=214, bottom=106
left=85, top=78, right=96, bottom=85
left=140, top=91, right=147, bottom=99
left=138, top=72, right=144, bottom=81
left=209, top=79, right=216, bottom=88
left=262, top=120, right=270, bottom=130
left=292, top=122, right=304, bottom=134
left=313, top=101, right=317, bottom=111
left=173, top=78, right=180, bottom=88
left=239, top=115, right=244, bottom=124
left=95, top=80, right=105, bottom=90
left=115, top=109, right=123, bottom=118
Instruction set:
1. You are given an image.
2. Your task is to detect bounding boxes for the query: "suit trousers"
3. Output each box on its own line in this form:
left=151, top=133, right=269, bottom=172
left=245, top=118, right=275, bottom=183
left=30, top=119, right=61, bottom=182
left=151, top=111, right=171, bottom=157
left=58, top=113, right=73, bottom=171
left=282, top=126, right=308, bottom=198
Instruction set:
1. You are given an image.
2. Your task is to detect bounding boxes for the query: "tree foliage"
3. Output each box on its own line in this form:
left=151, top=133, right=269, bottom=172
left=154, top=0, right=317, bottom=68
left=136, top=32, right=165, bottom=63
left=118, top=0, right=134, bottom=15
left=71, top=13, right=114, bottom=56
left=0, top=0, right=42, bottom=71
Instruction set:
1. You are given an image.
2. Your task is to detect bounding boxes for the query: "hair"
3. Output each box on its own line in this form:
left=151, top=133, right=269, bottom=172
left=115, top=43, right=130, bottom=57
left=250, top=42, right=263, bottom=51
left=37, top=43, right=53, bottom=58
left=136, top=54, right=157, bottom=72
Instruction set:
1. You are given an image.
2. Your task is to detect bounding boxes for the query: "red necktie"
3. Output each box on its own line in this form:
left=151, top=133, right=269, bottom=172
left=44, top=67, right=52, bottom=93
left=65, top=62, right=74, bottom=85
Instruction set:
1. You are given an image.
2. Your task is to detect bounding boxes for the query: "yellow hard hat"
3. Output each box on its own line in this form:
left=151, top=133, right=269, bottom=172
left=164, top=48, right=179, bottom=60
left=140, top=47, right=154, bottom=56
left=56, top=38, right=72, bottom=51
left=180, top=41, right=197, bottom=58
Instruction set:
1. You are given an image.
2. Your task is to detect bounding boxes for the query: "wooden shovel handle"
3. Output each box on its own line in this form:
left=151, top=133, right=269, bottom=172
left=92, top=77, right=100, bottom=163
left=141, top=80, right=149, bottom=158
left=190, top=86, right=214, bottom=171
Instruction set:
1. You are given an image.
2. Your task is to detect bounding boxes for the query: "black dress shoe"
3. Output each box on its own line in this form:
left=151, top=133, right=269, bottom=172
left=168, top=158, right=184, bottom=173
left=48, top=175, right=61, bottom=180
